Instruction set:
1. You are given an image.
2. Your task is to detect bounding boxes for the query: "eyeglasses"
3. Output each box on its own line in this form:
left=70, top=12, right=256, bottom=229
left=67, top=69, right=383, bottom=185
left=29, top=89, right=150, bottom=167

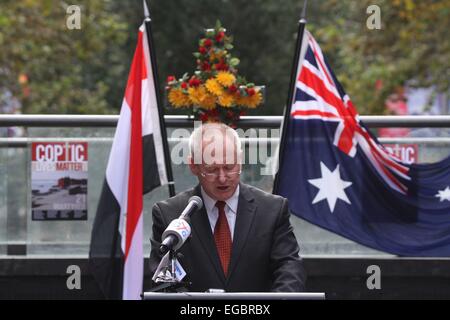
left=199, top=168, right=242, bottom=181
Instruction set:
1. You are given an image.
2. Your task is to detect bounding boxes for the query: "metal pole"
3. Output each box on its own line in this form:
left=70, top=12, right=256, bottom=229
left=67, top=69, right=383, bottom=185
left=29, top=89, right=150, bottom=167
left=2, top=114, right=450, bottom=128
left=273, top=0, right=308, bottom=193
left=143, top=0, right=175, bottom=197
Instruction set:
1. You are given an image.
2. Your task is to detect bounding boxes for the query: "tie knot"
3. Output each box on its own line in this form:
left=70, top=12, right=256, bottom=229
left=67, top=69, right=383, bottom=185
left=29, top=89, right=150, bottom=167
left=215, top=201, right=226, bottom=212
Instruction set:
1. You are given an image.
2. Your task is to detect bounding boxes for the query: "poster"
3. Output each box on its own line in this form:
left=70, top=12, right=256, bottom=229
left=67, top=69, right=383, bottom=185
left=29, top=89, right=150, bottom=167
left=383, top=143, right=418, bottom=164
left=31, top=142, right=88, bottom=220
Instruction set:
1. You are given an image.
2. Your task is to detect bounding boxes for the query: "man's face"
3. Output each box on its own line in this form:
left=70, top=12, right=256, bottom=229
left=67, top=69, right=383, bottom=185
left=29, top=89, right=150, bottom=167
left=189, top=129, right=241, bottom=201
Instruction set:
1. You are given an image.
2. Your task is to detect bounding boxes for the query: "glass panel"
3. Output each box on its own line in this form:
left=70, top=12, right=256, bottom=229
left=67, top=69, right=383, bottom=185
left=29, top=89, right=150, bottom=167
left=4, top=147, right=28, bottom=254
left=377, top=127, right=450, bottom=163
left=0, top=148, right=7, bottom=255
left=0, top=123, right=448, bottom=257
left=26, top=127, right=115, bottom=255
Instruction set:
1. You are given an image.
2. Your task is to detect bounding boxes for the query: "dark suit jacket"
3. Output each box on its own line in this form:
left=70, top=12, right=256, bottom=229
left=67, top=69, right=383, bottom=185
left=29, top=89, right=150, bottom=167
left=149, top=183, right=306, bottom=292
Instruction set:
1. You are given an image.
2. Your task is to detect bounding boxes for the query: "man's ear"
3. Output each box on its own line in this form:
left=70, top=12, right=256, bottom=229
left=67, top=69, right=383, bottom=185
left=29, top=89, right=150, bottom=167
left=188, top=155, right=199, bottom=175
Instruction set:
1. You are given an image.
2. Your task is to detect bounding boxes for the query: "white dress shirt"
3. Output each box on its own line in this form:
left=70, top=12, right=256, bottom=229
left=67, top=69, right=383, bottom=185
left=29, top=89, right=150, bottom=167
left=200, top=185, right=239, bottom=241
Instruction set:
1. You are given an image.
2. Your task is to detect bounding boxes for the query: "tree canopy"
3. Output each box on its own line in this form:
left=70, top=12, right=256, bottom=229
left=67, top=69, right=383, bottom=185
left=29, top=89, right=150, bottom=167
left=0, top=0, right=448, bottom=115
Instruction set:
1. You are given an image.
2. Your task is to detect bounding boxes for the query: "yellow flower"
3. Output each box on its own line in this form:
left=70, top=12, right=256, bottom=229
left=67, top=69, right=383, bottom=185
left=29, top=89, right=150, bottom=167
left=246, top=91, right=263, bottom=108
left=189, top=86, right=216, bottom=109
left=235, top=90, right=262, bottom=109
left=188, top=86, right=207, bottom=105
left=209, top=50, right=225, bottom=62
left=216, top=71, right=236, bottom=87
left=198, top=93, right=217, bottom=110
left=218, top=92, right=235, bottom=108
left=234, top=94, right=245, bottom=107
left=168, top=88, right=190, bottom=108
left=205, top=78, right=224, bottom=96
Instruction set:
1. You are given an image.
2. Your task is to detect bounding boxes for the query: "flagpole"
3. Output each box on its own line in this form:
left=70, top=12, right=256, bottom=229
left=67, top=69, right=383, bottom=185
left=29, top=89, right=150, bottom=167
left=273, top=0, right=308, bottom=193
left=143, top=0, right=176, bottom=197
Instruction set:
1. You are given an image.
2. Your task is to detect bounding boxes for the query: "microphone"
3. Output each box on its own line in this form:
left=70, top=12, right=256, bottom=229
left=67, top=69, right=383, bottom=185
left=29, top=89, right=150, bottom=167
left=160, top=196, right=203, bottom=254
left=179, top=195, right=203, bottom=220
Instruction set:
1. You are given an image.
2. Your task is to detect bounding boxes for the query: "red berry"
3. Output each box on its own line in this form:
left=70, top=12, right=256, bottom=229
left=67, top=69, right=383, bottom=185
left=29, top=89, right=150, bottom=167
left=215, top=62, right=228, bottom=71
left=189, top=77, right=201, bottom=87
left=181, top=82, right=188, bottom=89
left=216, top=31, right=225, bottom=42
left=167, top=75, right=175, bottom=83
left=204, top=39, right=212, bottom=47
left=247, top=88, right=256, bottom=96
left=209, top=109, right=219, bottom=117
left=199, top=113, right=209, bottom=122
left=199, top=46, right=207, bottom=54
left=201, top=62, right=211, bottom=71
left=228, top=85, right=237, bottom=93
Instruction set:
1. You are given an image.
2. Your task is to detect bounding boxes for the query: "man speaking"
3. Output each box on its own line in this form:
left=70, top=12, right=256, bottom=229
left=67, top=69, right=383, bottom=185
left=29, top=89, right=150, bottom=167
left=149, top=123, right=306, bottom=292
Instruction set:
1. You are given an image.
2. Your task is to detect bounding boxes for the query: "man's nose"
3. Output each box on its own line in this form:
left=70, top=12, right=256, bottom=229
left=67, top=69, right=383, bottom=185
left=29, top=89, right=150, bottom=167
left=218, top=168, right=227, bottom=182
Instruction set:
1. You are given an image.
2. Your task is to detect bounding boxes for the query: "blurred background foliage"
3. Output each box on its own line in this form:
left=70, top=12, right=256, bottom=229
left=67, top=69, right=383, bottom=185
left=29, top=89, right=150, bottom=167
left=0, top=0, right=448, bottom=115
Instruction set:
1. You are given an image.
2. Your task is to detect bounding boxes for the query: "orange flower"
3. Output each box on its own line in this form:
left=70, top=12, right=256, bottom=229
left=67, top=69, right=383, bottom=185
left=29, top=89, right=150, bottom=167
left=168, top=88, right=190, bottom=108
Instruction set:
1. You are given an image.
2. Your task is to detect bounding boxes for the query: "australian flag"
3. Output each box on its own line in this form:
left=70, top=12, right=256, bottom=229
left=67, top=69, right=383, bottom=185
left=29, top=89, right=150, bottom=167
left=274, top=30, right=450, bottom=256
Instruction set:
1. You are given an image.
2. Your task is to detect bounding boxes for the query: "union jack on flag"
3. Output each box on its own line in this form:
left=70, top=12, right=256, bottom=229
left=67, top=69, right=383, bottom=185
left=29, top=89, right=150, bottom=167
left=275, top=30, right=450, bottom=257
left=292, top=31, right=410, bottom=194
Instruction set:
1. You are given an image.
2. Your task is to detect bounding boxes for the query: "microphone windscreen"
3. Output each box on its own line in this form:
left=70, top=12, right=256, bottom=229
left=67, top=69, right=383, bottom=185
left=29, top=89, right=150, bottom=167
left=189, top=195, right=203, bottom=210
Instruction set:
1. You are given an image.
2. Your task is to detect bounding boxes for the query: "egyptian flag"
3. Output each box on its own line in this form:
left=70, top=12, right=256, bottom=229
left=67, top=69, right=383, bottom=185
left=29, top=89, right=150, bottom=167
left=89, top=24, right=169, bottom=300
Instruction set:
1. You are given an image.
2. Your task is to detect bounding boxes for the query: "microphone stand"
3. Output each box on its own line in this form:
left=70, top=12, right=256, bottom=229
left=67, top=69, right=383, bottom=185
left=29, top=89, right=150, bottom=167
left=150, top=248, right=191, bottom=293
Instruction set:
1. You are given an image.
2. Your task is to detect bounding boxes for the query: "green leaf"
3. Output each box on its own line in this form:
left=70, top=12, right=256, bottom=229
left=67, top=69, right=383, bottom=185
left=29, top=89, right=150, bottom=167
left=236, top=76, right=246, bottom=84
left=230, top=58, right=240, bottom=67
left=215, top=20, right=222, bottom=31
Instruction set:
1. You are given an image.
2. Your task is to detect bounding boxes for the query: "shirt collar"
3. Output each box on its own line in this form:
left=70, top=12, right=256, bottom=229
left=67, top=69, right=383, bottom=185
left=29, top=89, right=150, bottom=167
left=200, top=184, right=240, bottom=215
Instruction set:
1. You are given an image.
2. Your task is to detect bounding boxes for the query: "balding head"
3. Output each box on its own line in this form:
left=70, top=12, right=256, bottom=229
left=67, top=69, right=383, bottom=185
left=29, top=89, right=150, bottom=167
left=188, top=122, right=242, bottom=165
left=188, top=122, right=242, bottom=201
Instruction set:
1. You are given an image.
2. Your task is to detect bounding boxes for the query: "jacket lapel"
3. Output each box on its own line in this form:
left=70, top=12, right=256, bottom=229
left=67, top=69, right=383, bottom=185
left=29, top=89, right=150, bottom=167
left=226, top=183, right=256, bottom=282
left=189, top=185, right=226, bottom=285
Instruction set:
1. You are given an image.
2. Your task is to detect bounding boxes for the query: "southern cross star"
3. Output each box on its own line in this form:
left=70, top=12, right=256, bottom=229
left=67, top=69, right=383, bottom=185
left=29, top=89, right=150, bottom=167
left=308, top=162, right=353, bottom=213
left=435, top=186, right=450, bottom=202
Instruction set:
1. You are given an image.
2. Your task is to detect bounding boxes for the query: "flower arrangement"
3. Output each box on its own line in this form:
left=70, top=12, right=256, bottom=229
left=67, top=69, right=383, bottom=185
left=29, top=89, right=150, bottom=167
left=165, top=21, right=263, bottom=127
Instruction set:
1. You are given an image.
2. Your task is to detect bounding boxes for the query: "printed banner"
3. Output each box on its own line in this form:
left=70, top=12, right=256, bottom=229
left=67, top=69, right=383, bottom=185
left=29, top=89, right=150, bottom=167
left=383, top=143, right=418, bottom=164
left=31, top=142, right=88, bottom=220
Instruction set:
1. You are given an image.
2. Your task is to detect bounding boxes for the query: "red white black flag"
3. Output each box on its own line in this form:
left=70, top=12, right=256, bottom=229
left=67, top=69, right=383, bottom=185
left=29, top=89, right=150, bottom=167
left=89, top=24, right=169, bottom=300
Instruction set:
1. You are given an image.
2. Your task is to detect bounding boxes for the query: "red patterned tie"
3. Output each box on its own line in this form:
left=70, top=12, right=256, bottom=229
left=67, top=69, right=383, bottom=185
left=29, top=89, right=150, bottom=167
left=214, top=201, right=232, bottom=276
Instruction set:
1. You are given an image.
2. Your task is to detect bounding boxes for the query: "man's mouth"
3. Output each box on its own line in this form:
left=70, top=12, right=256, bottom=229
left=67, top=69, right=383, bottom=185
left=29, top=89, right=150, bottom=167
left=217, top=186, right=230, bottom=191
